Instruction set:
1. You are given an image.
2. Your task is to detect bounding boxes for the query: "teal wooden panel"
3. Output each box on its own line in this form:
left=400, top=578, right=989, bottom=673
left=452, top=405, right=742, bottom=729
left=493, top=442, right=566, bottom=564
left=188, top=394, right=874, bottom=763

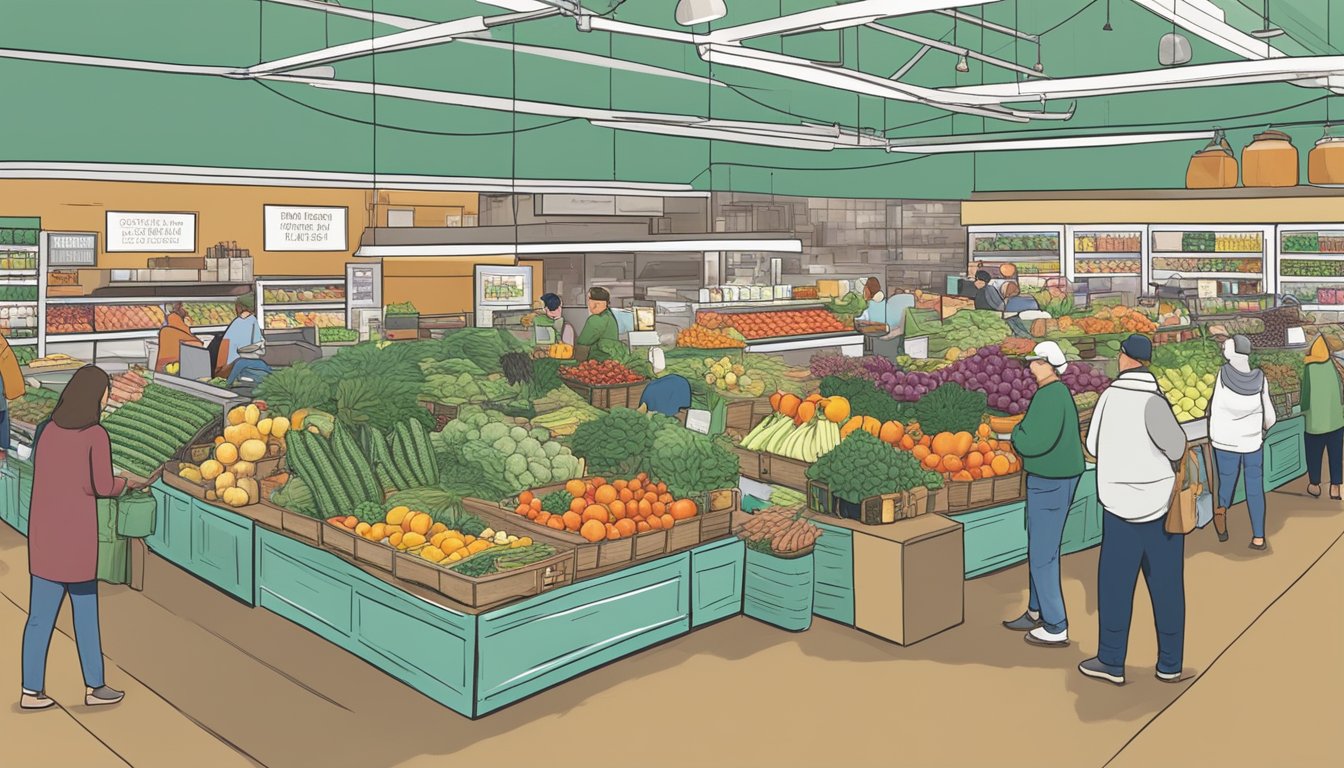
left=353, top=592, right=475, bottom=714
left=1264, top=417, right=1306, bottom=491
left=953, top=501, right=1028, bottom=579
left=0, top=464, right=17, bottom=531
left=257, top=528, right=357, bottom=640
left=190, top=500, right=255, bottom=604
left=811, top=520, right=854, bottom=625
left=149, top=482, right=193, bottom=566
left=476, top=554, right=691, bottom=715
left=690, top=538, right=744, bottom=628
left=744, top=549, right=814, bottom=632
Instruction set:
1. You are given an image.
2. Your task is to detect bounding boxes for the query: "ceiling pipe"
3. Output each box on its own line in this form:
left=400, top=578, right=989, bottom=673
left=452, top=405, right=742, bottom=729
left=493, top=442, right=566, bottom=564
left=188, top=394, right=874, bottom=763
left=933, top=9, right=1037, bottom=43
left=865, top=23, right=1044, bottom=78
left=262, top=0, right=433, bottom=30
left=886, top=130, right=1215, bottom=154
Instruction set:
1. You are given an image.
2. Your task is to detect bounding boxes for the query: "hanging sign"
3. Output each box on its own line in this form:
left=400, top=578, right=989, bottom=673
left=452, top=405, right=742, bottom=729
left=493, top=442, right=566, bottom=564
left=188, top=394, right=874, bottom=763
left=264, top=205, right=348, bottom=251
left=105, top=211, right=196, bottom=252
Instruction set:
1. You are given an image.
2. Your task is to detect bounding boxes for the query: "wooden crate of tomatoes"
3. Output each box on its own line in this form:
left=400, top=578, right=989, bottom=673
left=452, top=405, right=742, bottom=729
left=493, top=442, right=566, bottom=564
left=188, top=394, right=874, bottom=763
left=559, top=359, right=647, bottom=409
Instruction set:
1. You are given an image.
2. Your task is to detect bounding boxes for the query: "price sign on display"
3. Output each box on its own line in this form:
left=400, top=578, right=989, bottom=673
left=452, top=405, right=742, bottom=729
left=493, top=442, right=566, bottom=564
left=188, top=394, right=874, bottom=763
left=105, top=211, right=196, bottom=252
left=264, top=205, right=348, bottom=251
left=1196, top=280, right=1218, bottom=299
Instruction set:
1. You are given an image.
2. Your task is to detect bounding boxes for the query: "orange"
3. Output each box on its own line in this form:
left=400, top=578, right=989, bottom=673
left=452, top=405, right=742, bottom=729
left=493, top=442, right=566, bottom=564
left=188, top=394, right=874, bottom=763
left=656, top=482, right=668, bottom=493
left=966, top=451, right=984, bottom=469
left=580, top=519, right=606, bottom=542
left=919, top=434, right=932, bottom=448
left=547, top=517, right=566, bottom=530
left=942, top=456, right=964, bottom=473
left=619, top=488, right=634, bottom=503
left=661, top=514, right=675, bottom=529
left=879, top=420, right=903, bottom=444
left=981, top=466, right=996, bottom=479
left=912, top=444, right=931, bottom=461
left=594, top=485, right=618, bottom=505
left=564, top=479, right=587, bottom=497
left=527, top=508, right=539, bottom=520
left=344, top=516, right=359, bottom=529
left=530, top=498, right=541, bottom=511
left=659, top=493, right=673, bottom=504
left=582, top=504, right=610, bottom=524
left=562, top=511, right=583, bottom=531
left=647, top=515, right=664, bottom=530
left=953, top=470, right=975, bottom=482
left=606, top=523, right=620, bottom=540
left=669, top=499, right=697, bottom=520
left=644, top=491, right=659, bottom=504
left=615, top=518, right=637, bottom=537
left=519, top=491, right=534, bottom=506
left=795, top=401, right=816, bottom=424
left=613, top=479, right=627, bottom=490
left=778, top=393, right=801, bottom=418
left=823, top=397, right=851, bottom=423
left=637, top=499, right=653, bottom=518
left=977, top=423, right=992, bottom=439
left=637, top=521, right=651, bottom=532
left=978, top=442, right=993, bottom=455
left=921, top=454, right=941, bottom=470
left=515, top=504, right=529, bottom=516
left=591, top=477, right=607, bottom=488
left=990, top=455, right=1011, bottom=475
left=609, top=500, right=627, bottom=519
left=770, top=391, right=783, bottom=412
left=569, top=497, right=587, bottom=514
left=537, top=512, right=552, bottom=525
left=840, top=416, right=863, bottom=438
left=899, top=435, right=916, bottom=451
left=629, top=479, right=642, bottom=492
left=652, top=502, right=666, bottom=517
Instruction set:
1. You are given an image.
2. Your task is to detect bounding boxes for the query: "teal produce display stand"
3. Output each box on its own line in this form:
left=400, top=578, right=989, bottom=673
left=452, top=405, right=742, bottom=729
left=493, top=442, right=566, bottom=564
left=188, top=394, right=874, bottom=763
left=744, top=548, right=814, bottom=631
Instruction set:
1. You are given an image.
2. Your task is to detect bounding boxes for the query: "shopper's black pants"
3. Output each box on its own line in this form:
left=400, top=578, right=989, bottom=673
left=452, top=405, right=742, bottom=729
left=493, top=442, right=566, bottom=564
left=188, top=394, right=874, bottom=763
left=1305, top=428, right=1344, bottom=486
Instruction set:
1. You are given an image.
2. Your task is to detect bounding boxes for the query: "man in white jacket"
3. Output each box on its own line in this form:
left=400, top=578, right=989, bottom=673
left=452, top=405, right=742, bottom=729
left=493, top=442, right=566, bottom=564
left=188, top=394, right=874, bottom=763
left=1208, top=335, right=1276, bottom=550
left=1079, top=334, right=1189, bottom=686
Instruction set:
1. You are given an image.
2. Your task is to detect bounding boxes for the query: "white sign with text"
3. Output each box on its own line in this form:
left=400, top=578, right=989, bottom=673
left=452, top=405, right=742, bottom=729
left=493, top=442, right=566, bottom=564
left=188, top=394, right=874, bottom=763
left=105, top=211, right=196, bottom=252
left=264, top=205, right=348, bottom=251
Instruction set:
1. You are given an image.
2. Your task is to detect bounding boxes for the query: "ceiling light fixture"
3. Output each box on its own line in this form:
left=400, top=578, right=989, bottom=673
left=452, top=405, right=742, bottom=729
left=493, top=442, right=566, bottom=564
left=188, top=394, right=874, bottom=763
left=1103, top=0, right=1113, bottom=31
left=886, top=130, right=1215, bottom=154
left=1251, top=0, right=1284, bottom=39
left=1159, top=32, right=1193, bottom=66
left=675, top=0, right=727, bottom=27
left=865, top=24, right=1042, bottom=78
left=956, top=55, right=970, bottom=73
left=1130, top=0, right=1284, bottom=60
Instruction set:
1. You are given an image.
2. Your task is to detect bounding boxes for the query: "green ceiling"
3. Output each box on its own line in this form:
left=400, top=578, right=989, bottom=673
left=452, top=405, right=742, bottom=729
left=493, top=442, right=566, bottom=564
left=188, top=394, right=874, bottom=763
left=1, top=0, right=1341, bottom=198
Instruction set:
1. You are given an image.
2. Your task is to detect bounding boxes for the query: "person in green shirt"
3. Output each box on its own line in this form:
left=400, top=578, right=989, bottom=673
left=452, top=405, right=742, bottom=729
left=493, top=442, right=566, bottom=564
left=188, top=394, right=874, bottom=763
left=574, top=286, right=619, bottom=355
left=1301, top=334, right=1344, bottom=500
left=530, top=293, right=575, bottom=347
left=1004, top=341, right=1084, bottom=648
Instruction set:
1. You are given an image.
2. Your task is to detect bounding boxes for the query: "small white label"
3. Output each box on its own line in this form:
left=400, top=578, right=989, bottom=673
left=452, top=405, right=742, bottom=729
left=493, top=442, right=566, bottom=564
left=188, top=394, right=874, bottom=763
left=685, top=409, right=712, bottom=434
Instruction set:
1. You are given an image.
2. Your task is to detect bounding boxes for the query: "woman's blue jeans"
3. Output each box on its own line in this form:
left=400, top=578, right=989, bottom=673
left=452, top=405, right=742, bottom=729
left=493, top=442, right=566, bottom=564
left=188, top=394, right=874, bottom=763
left=21, top=575, right=105, bottom=692
left=1213, top=447, right=1265, bottom=539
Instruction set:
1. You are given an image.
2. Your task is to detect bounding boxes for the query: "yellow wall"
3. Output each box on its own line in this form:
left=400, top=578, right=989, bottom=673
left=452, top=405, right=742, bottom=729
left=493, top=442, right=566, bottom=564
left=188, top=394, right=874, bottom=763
left=962, top=195, right=1344, bottom=226
left=0, top=179, right=478, bottom=276
left=381, top=257, right=544, bottom=315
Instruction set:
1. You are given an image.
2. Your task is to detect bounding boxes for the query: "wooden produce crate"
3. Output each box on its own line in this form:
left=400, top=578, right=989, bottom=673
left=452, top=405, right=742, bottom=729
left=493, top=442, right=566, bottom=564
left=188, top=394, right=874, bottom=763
left=466, top=483, right=737, bottom=579
left=161, top=461, right=282, bottom=528
left=735, top=446, right=810, bottom=491
left=418, top=400, right=459, bottom=431
left=276, top=503, right=324, bottom=544
left=559, top=378, right=647, bottom=410
left=392, top=508, right=576, bottom=608
left=723, top=396, right=771, bottom=434
left=806, top=480, right=929, bottom=525
left=942, top=473, right=1024, bottom=513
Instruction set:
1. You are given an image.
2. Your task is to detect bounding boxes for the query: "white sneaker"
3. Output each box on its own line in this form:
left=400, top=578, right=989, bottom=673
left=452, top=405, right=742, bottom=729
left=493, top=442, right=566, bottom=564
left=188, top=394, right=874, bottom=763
left=1024, top=626, right=1069, bottom=647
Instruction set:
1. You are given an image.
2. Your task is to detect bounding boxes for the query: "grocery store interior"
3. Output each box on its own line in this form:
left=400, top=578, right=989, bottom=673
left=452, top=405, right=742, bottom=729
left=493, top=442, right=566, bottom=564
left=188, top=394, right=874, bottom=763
left=1, top=1, right=1341, bottom=766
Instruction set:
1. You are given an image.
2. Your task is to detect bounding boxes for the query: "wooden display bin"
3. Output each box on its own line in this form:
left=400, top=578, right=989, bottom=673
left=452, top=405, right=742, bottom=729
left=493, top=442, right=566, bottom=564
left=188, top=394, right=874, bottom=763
left=560, top=378, right=648, bottom=410
left=392, top=509, right=577, bottom=608
left=467, top=482, right=737, bottom=579
left=161, top=461, right=283, bottom=529
left=806, top=480, right=929, bottom=525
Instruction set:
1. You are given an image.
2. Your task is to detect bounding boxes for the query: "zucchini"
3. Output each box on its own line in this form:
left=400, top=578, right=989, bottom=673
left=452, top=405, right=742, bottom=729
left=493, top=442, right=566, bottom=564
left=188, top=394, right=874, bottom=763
left=365, top=427, right=400, bottom=491
left=287, top=432, right=341, bottom=517
left=388, top=424, right=416, bottom=487
left=307, top=434, right=353, bottom=512
left=330, top=424, right=378, bottom=504
left=405, top=420, right=438, bottom=486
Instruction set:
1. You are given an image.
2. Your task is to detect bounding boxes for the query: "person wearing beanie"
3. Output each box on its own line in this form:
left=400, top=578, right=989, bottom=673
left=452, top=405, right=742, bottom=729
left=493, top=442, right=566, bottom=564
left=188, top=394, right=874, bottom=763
left=1005, top=341, right=1085, bottom=648
left=1208, top=334, right=1276, bottom=549
left=575, top=286, right=619, bottom=352
left=1079, top=334, right=1189, bottom=686
left=1301, top=334, right=1344, bottom=501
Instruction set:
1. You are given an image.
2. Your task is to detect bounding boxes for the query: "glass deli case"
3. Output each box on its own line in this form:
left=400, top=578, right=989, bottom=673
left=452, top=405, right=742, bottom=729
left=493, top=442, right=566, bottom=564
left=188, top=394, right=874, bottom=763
left=1277, top=225, right=1344, bottom=311
left=1148, top=226, right=1273, bottom=301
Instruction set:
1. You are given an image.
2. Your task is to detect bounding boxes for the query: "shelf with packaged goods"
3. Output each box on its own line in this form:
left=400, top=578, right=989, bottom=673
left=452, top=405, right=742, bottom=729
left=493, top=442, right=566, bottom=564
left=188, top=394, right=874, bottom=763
left=261, top=302, right=345, bottom=312
left=44, top=295, right=243, bottom=305
left=1151, top=270, right=1265, bottom=281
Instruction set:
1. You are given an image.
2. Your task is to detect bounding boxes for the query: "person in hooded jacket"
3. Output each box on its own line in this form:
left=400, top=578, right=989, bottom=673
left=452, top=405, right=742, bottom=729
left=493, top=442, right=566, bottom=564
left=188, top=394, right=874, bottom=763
left=1207, top=335, right=1276, bottom=550
left=1301, top=333, right=1344, bottom=501
left=1079, top=334, right=1189, bottom=686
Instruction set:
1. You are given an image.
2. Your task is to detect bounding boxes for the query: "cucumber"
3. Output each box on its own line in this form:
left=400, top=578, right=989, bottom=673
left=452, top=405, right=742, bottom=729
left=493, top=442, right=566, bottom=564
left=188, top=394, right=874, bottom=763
left=406, top=420, right=438, bottom=486
left=330, top=425, right=378, bottom=504
left=307, top=435, right=353, bottom=512
left=287, top=432, right=342, bottom=517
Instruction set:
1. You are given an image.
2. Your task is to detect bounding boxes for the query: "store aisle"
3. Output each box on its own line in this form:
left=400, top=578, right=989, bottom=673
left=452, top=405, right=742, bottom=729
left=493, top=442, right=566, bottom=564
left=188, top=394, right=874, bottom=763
left=0, top=480, right=1338, bottom=768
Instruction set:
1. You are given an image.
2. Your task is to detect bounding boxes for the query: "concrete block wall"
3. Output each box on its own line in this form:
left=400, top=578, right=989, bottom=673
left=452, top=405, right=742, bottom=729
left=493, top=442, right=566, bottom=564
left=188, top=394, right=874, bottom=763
left=711, top=193, right=965, bottom=292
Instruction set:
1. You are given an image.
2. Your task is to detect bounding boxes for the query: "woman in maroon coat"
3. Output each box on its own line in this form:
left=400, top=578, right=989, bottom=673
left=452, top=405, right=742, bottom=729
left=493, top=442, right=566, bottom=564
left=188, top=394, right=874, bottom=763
left=20, top=365, right=132, bottom=710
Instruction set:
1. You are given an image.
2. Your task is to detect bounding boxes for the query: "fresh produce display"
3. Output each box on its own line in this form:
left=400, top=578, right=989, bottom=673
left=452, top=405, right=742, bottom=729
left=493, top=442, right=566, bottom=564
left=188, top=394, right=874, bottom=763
left=263, top=285, right=345, bottom=304
left=1151, top=257, right=1262, bottom=274
left=769, top=485, right=807, bottom=509
left=104, top=384, right=216, bottom=477
left=318, top=327, right=358, bottom=344
left=567, top=408, right=677, bottom=478
left=560, top=358, right=644, bottom=386
left=435, top=405, right=582, bottom=501
left=1074, top=234, right=1141, bottom=252
left=864, top=361, right=942, bottom=403
left=1280, top=259, right=1344, bottom=278
left=13, top=344, right=37, bottom=367
left=183, top=302, right=235, bottom=328
left=806, top=431, right=943, bottom=502
left=649, top=426, right=741, bottom=499
left=1283, top=232, right=1344, bottom=253
left=511, top=475, right=701, bottom=542
left=818, top=375, right=910, bottom=423
left=177, top=403, right=292, bottom=502
left=94, top=304, right=165, bottom=332
left=1156, top=366, right=1216, bottom=422
left=1260, top=363, right=1300, bottom=396
left=0, top=228, right=39, bottom=246
left=528, top=386, right=603, bottom=436
left=676, top=324, right=745, bottom=349
left=974, top=234, right=1059, bottom=252
left=689, top=355, right=765, bottom=397
left=696, top=308, right=847, bottom=340
left=739, top=393, right=846, bottom=462
left=1175, top=232, right=1261, bottom=252
left=0, top=252, right=37, bottom=270
left=0, top=306, right=38, bottom=336
left=8, top=388, right=57, bottom=425
left=46, top=305, right=94, bottom=334
left=385, top=301, right=418, bottom=316
left=739, top=508, right=823, bottom=556
left=1069, top=305, right=1158, bottom=335
left=824, top=292, right=867, bottom=323
left=940, top=348, right=1037, bottom=415
left=1075, top=258, right=1141, bottom=274
left=1059, top=362, right=1112, bottom=397
left=911, top=384, right=988, bottom=436
left=265, top=310, right=344, bottom=329
left=1072, top=391, right=1100, bottom=413
left=450, top=540, right=557, bottom=576
left=0, top=285, right=37, bottom=302
left=894, top=355, right=951, bottom=373
left=1152, top=338, right=1222, bottom=375
left=108, top=370, right=149, bottom=405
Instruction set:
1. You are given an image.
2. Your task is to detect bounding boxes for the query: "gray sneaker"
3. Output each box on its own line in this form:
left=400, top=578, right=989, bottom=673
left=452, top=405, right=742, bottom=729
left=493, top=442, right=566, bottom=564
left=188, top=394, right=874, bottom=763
left=1002, top=611, right=1043, bottom=631
left=85, top=686, right=124, bottom=706
left=1078, top=657, right=1126, bottom=686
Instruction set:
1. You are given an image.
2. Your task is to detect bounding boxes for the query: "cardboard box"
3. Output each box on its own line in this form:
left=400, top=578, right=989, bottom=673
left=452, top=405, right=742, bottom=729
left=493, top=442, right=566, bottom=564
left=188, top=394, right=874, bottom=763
left=77, top=269, right=110, bottom=293
left=853, top=514, right=964, bottom=646
left=149, top=269, right=201, bottom=282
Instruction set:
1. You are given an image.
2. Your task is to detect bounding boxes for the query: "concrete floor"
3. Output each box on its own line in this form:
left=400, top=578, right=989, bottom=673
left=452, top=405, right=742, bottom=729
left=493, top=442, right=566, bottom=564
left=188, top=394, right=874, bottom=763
left=1, top=477, right=1339, bottom=768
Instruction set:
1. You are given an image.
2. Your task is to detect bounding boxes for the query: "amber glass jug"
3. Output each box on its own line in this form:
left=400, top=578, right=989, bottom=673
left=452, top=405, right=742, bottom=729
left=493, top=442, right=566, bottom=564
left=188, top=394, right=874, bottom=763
left=1242, top=129, right=1298, bottom=187
left=1185, top=131, right=1238, bottom=189
left=1308, top=125, right=1344, bottom=185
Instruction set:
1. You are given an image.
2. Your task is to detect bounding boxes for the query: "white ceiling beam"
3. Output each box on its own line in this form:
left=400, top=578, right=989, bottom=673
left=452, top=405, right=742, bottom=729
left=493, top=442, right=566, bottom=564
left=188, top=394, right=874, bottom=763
left=865, top=23, right=1043, bottom=78
left=886, top=130, right=1214, bottom=154
left=588, top=120, right=862, bottom=150
left=1130, top=0, right=1285, bottom=60
left=944, top=56, right=1344, bottom=102
left=701, top=0, right=997, bottom=45
left=0, top=47, right=237, bottom=76
left=456, top=37, right=724, bottom=86
left=933, top=9, right=1037, bottom=43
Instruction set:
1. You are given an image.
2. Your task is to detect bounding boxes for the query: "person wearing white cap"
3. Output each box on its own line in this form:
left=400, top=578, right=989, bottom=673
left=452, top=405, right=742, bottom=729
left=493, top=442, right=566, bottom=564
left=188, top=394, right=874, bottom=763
left=1003, top=341, right=1085, bottom=648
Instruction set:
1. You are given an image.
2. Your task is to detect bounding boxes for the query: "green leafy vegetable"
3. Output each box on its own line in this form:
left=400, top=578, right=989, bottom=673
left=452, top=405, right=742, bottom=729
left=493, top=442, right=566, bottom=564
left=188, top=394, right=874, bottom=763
left=253, top=361, right=333, bottom=414
left=819, top=375, right=912, bottom=423
left=540, top=489, right=574, bottom=514
left=911, top=383, right=987, bottom=436
left=648, top=428, right=740, bottom=499
left=567, top=408, right=673, bottom=478
left=806, top=431, right=943, bottom=503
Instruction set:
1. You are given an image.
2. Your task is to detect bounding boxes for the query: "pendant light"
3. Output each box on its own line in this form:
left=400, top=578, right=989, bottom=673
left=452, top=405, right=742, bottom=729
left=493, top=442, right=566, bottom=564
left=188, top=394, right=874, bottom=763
left=1251, top=0, right=1284, bottom=39
left=675, top=0, right=727, bottom=27
left=1102, top=0, right=1113, bottom=31
left=953, top=13, right=969, bottom=73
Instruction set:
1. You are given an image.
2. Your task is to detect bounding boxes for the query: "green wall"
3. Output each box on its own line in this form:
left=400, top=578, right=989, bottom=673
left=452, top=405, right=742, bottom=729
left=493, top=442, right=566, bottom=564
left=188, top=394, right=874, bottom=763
left=1, top=0, right=1340, bottom=198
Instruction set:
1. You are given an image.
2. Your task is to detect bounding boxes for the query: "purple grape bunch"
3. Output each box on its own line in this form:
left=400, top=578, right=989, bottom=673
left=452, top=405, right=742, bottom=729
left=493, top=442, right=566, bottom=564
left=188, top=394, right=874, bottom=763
left=1060, top=361, right=1110, bottom=397
left=940, top=347, right=1037, bottom=415
left=809, top=352, right=864, bottom=379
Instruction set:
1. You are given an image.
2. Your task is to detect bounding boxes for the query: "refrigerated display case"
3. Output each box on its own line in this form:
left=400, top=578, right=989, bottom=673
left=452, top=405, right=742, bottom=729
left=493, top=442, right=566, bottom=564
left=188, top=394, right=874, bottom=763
left=1065, top=225, right=1145, bottom=301
left=1148, top=225, right=1273, bottom=301
left=256, top=277, right=347, bottom=330
left=0, top=219, right=41, bottom=347
left=1277, top=225, right=1344, bottom=312
left=968, top=226, right=1063, bottom=293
